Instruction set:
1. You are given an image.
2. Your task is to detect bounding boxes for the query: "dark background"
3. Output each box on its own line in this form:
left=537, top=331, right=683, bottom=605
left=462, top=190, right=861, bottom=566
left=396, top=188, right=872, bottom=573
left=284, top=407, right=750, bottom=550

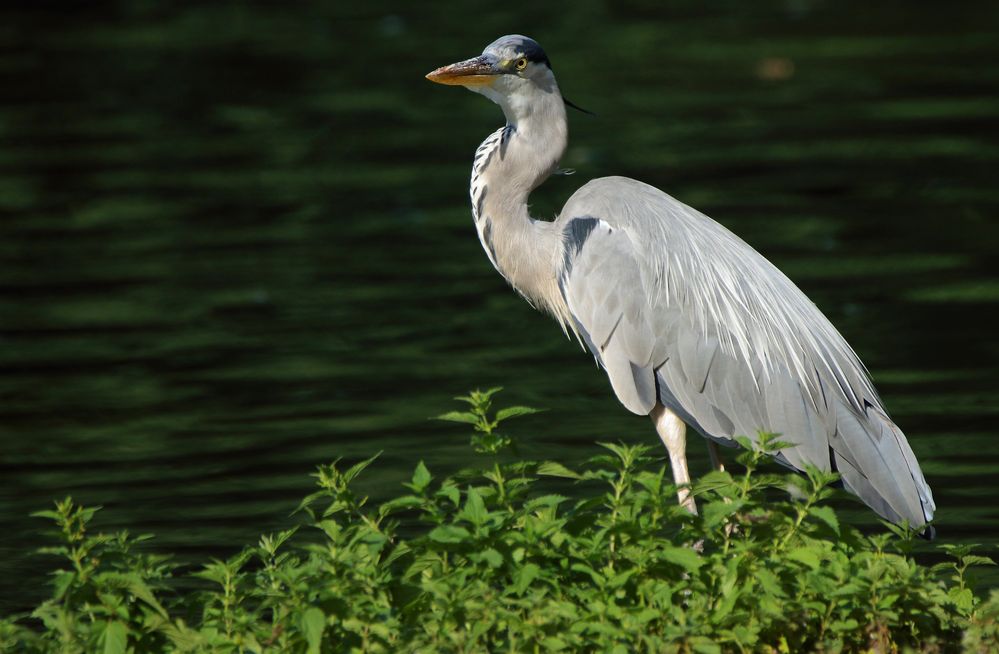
left=2, top=0, right=998, bottom=611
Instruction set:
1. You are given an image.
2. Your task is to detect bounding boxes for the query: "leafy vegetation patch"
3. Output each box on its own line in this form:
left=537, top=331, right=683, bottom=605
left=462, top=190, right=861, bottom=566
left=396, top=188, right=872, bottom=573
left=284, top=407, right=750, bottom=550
left=1, top=389, right=996, bottom=653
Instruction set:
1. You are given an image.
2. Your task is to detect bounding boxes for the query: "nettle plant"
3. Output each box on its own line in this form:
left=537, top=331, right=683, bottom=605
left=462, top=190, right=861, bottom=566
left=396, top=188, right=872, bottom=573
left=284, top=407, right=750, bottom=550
left=2, top=388, right=997, bottom=653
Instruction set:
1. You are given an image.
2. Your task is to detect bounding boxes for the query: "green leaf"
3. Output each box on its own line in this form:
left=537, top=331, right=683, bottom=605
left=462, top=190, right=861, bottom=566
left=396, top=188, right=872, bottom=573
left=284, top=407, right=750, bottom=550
left=51, top=570, right=75, bottom=600
left=607, top=568, right=637, bottom=590
left=120, top=573, right=169, bottom=618
left=755, top=568, right=784, bottom=598
left=694, top=470, right=735, bottom=494
left=941, top=543, right=973, bottom=558
left=455, top=387, right=504, bottom=404
left=411, top=461, right=432, bottom=492
left=79, top=505, right=102, bottom=521
left=702, top=499, right=744, bottom=530
left=382, top=541, right=412, bottom=568
left=321, top=500, right=349, bottom=518
left=537, top=461, right=582, bottom=480
left=596, top=441, right=629, bottom=461
left=787, top=546, right=822, bottom=570
left=379, top=495, right=424, bottom=513
left=478, top=547, right=503, bottom=568
left=930, top=561, right=956, bottom=576
left=808, top=505, right=840, bottom=536
left=267, top=526, right=299, bottom=552
left=570, top=563, right=606, bottom=586
left=495, top=406, right=542, bottom=422
left=437, top=485, right=460, bottom=506
left=471, top=431, right=512, bottom=454
left=949, top=587, right=975, bottom=613
left=428, top=525, right=471, bottom=544
left=658, top=545, right=704, bottom=573
left=292, top=490, right=329, bottom=516
left=301, top=607, right=325, bottom=654
left=462, top=487, right=488, bottom=526
left=435, top=411, right=480, bottom=425
left=102, top=621, right=127, bottom=654
left=523, top=494, right=569, bottom=512
left=829, top=618, right=860, bottom=633
left=963, top=555, right=996, bottom=567
left=343, top=452, right=380, bottom=484
left=513, top=563, right=541, bottom=595
left=689, top=635, right=722, bottom=654
left=404, top=551, right=441, bottom=580
left=192, top=560, right=227, bottom=584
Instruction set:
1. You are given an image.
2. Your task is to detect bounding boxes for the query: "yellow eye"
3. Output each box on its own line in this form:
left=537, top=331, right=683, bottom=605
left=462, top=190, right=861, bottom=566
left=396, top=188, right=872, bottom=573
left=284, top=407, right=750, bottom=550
left=515, top=58, right=528, bottom=71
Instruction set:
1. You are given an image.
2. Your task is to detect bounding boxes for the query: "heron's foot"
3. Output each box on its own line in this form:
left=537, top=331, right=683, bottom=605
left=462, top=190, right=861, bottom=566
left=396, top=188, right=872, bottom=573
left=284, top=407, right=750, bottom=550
left=677, top=484, right=698, bottom=515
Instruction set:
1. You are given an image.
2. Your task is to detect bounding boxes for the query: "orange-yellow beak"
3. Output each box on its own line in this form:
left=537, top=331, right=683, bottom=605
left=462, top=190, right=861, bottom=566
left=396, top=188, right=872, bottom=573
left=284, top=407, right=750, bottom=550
left=426, top=56, right=499, bottom=87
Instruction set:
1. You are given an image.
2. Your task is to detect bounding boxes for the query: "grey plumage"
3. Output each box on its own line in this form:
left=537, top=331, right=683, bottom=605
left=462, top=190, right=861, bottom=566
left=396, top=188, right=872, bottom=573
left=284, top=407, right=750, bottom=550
left=427, top=35, right=936, bottom=531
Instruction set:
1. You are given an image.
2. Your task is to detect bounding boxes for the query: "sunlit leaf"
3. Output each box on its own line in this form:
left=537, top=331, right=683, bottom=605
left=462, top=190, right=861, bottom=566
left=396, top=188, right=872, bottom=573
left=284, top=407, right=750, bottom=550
left=343, top=452, right=380, bottom=484
left=658, top=545, right=704, bottom=573
left=808, top=505, right=840, bottom=536
left=478, top=547, right=503, bottom=568
left=462, top=487, right=488, bottom=526
left=101, top=621, right=127, bottom=654
left=435, top=411, right=480, bottom=425
left=523, top=494, right=569, bottom=512
left=301, top=607, right=325, bottom=654
left=949, top=587, right=975, bottom=614
left=513, top=563, right=540, bottom=596
left=437, top=485, right=461, bottom=506
left=379, top=495, right=424, bottom=513
left=411, top=461, right=432, bottom=491
left=495, top=406, right=542, bottom=422
left=428, top=525, right=471, bottom=544
left=694, top=470, right=735, bottom=494
left=787, top=546, right=822, bottom=570
left=537, top=461, right=582, bottom=479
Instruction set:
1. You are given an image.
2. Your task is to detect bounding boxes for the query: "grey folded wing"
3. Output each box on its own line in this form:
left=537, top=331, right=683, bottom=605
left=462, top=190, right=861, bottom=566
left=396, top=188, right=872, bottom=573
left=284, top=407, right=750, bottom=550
left=555, top=180, right=934, bottom=528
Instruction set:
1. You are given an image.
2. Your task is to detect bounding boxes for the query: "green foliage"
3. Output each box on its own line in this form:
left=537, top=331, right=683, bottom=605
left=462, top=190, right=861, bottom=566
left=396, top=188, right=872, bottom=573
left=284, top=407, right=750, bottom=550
left=435, top=386, right=540, bottom=455
left=2, top=390, right=996, bottom=653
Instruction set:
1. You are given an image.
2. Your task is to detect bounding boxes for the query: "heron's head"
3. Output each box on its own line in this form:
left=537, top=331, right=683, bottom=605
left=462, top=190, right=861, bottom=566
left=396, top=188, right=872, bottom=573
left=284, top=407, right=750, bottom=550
left=426, top=35, right=560, bottom=122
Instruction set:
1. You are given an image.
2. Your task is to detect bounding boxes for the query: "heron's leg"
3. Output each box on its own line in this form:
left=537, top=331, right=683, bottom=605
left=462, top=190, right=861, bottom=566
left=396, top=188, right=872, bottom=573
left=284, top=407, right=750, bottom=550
left=706, top=440, right=739, bottom=537
left=651, top=404, right=697, bottom=514
left=707, top=440, right=726, bottom=472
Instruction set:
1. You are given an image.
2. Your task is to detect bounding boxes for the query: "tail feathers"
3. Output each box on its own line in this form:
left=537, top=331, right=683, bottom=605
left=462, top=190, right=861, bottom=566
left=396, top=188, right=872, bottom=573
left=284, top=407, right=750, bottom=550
left=832, top=400, right=935, bottom=533
left=871, top=405, right=936, bottom=522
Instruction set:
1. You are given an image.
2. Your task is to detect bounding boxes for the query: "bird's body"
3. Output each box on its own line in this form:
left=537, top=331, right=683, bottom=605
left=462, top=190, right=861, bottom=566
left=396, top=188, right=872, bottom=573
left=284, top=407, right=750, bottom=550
left=428, top=35, right=935, bottom=532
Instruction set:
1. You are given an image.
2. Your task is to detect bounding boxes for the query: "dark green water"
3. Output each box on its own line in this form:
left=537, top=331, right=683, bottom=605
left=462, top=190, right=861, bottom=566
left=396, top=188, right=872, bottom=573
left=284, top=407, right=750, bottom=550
left=2, top=1, right=998, bottom=611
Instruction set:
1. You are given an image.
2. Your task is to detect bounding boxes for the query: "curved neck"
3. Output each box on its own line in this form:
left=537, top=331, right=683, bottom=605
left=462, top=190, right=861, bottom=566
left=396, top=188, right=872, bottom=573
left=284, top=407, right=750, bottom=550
left=469, top=87, right=570, bottom=321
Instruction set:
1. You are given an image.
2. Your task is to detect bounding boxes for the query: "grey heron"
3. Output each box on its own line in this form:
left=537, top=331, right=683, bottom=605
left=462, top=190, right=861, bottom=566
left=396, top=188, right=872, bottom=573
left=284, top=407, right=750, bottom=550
left=426, top=35, right=935, bottom=534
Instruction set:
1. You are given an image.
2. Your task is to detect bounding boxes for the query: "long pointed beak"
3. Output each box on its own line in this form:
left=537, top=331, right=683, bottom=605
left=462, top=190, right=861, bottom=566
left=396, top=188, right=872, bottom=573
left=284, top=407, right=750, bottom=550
left=426, top=56, right=499, bottom=87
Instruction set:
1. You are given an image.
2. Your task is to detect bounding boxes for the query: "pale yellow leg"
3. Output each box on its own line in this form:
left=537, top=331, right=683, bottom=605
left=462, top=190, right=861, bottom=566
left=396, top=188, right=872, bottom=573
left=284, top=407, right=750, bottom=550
left=707, top=440, right=726, bottom=472
left=651, top=404, right=697, bottom=514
